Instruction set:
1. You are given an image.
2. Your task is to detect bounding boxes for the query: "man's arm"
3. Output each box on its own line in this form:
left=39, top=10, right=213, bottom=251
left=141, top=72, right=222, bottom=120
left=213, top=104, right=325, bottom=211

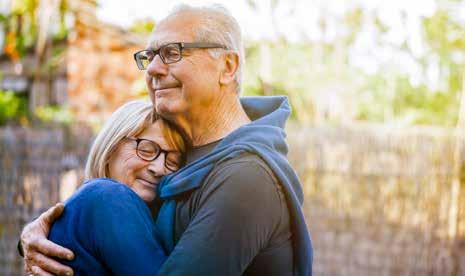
left=158, top=159, right=284, bottom=275
left=20, top=203, right=74, bottom=276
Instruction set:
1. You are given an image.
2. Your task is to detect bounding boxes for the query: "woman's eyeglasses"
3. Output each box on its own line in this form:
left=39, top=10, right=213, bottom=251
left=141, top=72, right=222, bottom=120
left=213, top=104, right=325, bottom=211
left=126, top=137, right=180, bottom=171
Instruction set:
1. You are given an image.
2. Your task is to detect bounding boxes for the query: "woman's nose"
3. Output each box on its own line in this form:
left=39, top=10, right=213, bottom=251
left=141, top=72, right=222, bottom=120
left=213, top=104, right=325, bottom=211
left=147, top=153, right=167, bottom=176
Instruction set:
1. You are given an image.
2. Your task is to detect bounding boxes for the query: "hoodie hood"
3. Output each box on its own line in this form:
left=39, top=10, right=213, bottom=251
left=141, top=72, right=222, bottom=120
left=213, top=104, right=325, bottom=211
left=158, top=96, right=300, bottom=201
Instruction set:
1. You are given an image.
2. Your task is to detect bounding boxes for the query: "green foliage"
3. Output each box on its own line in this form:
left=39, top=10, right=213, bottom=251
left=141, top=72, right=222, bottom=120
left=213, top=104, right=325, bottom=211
left=240, top=2, right=464, bottom=126
left=5, top=0, right=39, bottom=59
left=356, top=75, right=459, bottom=126
left=3, top=0, right=70, bottom=61
left=354, top=7, right=464, bottom=126
left=392, top=78, right=458, bottom=125
left=34, top=105, right=74, bottom=125
left=54, top=0, right=69, bottom=41
left=0, top=91, right=28, bottom=125
left=44, top=45, right=67, bottom=71
left=128, top=18, right=155, bottom=34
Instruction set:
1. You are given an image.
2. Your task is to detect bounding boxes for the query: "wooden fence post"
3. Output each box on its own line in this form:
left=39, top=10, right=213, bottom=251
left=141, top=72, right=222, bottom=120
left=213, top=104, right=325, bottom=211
left=449, top=72, right=465, bottom=240
left=448, top=72, right=465, bottom=275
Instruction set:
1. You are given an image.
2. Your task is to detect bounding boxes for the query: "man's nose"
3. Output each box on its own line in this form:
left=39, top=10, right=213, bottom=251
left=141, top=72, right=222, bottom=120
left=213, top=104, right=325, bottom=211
left=146, top=54, right=169, bottom=78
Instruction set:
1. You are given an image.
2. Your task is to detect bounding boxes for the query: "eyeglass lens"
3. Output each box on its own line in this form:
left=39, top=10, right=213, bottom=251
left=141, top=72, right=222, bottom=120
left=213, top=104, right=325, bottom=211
left=136, top=44, right=182, bottom=69
left=136, top=139, right=161, bottom=161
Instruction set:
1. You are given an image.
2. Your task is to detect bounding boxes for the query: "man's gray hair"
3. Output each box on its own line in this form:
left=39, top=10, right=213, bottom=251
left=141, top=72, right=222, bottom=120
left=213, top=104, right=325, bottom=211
left=167, top=4, right=245, bottom=93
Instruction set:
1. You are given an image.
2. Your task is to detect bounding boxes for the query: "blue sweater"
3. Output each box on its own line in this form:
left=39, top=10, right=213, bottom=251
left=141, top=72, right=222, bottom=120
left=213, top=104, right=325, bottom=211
left=48, top=178, right=166, bottom=276
left=156, top=96, right=313, bottom=275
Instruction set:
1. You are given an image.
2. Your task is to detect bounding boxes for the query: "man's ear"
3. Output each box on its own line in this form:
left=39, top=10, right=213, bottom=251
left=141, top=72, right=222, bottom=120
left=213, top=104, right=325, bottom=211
left=219, top=52, right=239, bottom=86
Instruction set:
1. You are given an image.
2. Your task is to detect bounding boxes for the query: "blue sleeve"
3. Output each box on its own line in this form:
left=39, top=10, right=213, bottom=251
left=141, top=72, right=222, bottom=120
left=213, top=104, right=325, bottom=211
left=71, top=179, right=167, bottom=276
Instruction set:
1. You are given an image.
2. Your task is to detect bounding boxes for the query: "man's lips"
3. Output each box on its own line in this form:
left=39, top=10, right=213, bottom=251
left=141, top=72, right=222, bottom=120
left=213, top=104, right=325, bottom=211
left=151, top=78, right=180, bottom=91
left=155, top=85, right=179, bottom=91
left=154, top=86, right=179, bottom=97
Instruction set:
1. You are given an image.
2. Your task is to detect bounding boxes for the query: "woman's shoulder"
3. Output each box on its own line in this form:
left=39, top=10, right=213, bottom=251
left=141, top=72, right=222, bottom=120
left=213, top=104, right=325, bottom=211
left=66, top=178, right=141, bottom=207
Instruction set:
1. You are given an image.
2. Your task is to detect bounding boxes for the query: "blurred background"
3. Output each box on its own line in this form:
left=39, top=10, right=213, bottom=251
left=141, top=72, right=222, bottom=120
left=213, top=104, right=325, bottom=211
left=1, top=0, right=465, bottom=275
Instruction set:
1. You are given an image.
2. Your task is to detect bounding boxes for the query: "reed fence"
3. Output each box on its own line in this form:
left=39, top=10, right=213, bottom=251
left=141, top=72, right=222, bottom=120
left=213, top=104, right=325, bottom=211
left=1, top=123, right=464, bottom=275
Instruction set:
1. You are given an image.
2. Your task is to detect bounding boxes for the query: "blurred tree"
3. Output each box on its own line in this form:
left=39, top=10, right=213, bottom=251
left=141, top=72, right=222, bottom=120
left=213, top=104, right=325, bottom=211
left=356, top=5, right=465, bottom=126
left=1, top=0, right=72, bottom=117
left=2, top=0, right=69, bottom=62
left=128, top=18, right=155, bottom=35
left=241, top=0, right=464, bottom=126
left=3, top=0, right=39, bottom=62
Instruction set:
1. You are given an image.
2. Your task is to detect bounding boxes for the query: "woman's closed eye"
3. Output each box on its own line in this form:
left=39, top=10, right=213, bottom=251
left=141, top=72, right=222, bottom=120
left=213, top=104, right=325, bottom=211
left=165, top=153, right=181, bottom=171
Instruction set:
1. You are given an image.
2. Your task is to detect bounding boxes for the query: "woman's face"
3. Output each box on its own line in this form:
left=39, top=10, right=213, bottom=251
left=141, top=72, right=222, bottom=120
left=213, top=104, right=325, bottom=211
left=107, top=120, right=182, bottom=202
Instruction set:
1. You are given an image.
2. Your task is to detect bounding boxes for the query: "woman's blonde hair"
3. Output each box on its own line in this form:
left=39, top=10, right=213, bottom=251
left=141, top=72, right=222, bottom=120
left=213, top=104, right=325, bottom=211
left=84, top=100, right=185, bottom=180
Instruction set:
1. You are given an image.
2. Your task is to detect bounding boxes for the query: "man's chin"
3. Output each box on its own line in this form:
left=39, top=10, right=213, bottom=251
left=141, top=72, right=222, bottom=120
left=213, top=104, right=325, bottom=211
left=155, top=102, right=173, bottom=116
left=155, top=100, right=184, bottom=117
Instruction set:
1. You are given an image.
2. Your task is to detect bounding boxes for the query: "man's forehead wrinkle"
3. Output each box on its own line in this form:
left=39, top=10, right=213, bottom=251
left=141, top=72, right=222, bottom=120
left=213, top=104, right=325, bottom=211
left=147, top=32, right=191, bottom=50
left=146, top=30, right=169, bottom=50
left=148, top=16, right=198, bottom=47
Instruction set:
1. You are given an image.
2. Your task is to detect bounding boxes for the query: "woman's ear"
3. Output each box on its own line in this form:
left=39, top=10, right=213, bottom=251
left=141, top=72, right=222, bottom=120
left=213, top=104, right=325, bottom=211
left=219, top=52, right=239, bottom=86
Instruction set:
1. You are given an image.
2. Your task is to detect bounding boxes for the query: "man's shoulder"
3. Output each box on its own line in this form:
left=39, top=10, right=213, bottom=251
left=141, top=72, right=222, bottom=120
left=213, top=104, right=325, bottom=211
left=213, top=152, right=276, bottom=181
left=199, top=152, right=280, bottom=197
left=175, top=152, right=285, bottom=216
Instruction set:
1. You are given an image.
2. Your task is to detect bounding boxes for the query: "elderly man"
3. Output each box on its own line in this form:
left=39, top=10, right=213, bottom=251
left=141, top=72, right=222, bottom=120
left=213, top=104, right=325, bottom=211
left=20, top=4, right=313, bottom=276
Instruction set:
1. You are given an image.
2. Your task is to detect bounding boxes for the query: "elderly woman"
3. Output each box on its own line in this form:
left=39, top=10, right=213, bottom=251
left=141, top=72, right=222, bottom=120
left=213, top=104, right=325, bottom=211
left=47, top=100, right=185, bottom=275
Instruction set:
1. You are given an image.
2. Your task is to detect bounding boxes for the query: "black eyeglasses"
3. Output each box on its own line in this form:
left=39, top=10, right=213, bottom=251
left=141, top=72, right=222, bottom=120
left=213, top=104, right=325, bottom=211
left=133, top=42, right=227, bottom=70
left=127, top=137, right=181, bottom=171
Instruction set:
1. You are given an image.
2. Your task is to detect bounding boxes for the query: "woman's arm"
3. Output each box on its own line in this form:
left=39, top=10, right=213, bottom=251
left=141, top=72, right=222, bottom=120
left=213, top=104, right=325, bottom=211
left=48, top=178, right=167, bottom=276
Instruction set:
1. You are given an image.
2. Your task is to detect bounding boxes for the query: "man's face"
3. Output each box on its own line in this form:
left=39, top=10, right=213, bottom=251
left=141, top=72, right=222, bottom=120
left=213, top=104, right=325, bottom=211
left=145, top=14, right=222, bottom=118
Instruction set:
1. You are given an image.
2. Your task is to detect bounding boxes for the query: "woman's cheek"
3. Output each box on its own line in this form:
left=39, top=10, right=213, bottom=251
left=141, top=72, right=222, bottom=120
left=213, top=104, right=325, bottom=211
left=126, top=157, right=148, bottom=178
left=133, top=157, right=149, bottom=171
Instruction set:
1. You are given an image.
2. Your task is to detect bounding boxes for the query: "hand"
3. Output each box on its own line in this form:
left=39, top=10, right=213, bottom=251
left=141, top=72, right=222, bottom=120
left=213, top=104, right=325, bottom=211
left=21, top=203, right=75, bottom=276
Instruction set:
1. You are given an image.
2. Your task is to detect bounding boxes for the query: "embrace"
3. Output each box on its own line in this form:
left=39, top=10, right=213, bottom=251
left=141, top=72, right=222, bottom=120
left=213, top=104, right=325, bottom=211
left=19, top=4, right=313, bottom=276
